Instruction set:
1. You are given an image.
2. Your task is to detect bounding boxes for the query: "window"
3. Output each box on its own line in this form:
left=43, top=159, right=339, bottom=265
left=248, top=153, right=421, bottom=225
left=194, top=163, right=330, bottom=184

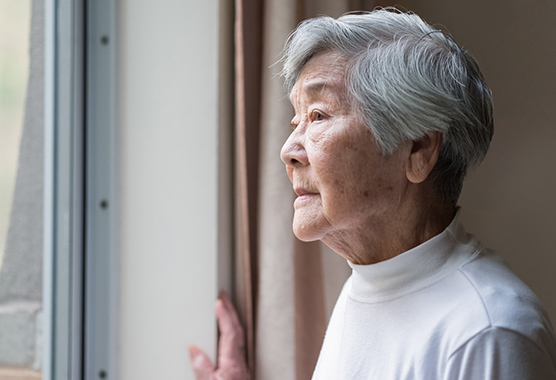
left=1, top=2, right=231, bottom=379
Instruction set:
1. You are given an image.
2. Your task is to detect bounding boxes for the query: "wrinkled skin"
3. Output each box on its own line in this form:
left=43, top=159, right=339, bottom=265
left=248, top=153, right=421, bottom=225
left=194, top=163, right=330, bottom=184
left=280, top=51, right=453, bottom=264
left=189, top=293, right=250, bottom=380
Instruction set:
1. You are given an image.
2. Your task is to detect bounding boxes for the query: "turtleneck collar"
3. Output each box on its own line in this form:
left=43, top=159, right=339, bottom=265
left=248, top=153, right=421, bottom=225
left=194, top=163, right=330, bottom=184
left=347, top=209, right=481, bottom=303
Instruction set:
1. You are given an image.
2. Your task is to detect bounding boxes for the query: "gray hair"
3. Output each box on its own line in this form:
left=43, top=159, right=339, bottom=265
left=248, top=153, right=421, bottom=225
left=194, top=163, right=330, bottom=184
left=280, top=8, right=494, bottom=204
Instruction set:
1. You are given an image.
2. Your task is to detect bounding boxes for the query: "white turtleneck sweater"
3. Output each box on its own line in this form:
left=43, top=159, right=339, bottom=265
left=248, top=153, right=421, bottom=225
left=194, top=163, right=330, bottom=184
left=312, top=212, right=556, bottom=379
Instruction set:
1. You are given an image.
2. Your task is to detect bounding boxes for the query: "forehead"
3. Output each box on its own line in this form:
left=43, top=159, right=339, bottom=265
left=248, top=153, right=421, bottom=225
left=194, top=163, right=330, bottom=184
left=290, top=51, right=349, bottom=103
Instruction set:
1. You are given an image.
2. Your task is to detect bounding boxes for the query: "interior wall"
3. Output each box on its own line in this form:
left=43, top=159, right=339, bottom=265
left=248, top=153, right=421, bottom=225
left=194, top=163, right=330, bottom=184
left=396, top=0, right=556, bottom=326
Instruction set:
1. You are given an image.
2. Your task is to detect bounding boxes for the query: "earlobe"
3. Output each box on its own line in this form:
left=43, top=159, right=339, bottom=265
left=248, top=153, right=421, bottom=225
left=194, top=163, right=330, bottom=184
left=406, top=131, right=442, bottom=184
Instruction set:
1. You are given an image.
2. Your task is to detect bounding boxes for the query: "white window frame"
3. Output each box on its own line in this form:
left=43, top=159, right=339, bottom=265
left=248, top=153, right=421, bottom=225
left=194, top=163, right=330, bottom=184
left=44, top=0, right=118, bottom=379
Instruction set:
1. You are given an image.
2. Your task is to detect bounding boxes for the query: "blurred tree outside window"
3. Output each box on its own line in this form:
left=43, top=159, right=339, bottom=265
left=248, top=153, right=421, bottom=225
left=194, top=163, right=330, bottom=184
left=0, top=0, right=43, bottom=378
left=0, top=1, right=30, bottom=266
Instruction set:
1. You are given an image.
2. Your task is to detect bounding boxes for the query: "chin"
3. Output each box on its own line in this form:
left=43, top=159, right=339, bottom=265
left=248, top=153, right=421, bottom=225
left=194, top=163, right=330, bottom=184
left=293, top=231, right=319, bottom=242
left=292, top=220, right=325, bottom=242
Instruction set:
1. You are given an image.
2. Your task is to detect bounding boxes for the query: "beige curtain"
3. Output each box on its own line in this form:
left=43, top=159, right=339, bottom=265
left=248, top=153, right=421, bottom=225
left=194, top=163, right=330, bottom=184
left=234, top=1, right=391, bottom=379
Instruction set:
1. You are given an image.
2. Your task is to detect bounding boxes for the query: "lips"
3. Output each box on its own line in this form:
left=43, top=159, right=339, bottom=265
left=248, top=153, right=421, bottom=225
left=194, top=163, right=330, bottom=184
left=293, top=187, right=319, bottom=207
left=294, top=187, right=318, bottom=197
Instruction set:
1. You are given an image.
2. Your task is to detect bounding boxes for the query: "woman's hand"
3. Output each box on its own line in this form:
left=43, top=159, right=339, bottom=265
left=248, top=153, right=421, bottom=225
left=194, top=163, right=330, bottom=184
left=189, top=293, right=250, bottom=380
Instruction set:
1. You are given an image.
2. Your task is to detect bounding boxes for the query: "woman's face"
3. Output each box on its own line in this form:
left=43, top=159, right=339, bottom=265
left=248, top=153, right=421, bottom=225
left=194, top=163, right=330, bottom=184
left=280, top=51, right=409, bottom=244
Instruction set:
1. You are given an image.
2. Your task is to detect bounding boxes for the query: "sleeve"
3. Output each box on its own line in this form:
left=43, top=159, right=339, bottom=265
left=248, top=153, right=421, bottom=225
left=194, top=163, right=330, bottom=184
left=444, top=326, right=556, bottom=380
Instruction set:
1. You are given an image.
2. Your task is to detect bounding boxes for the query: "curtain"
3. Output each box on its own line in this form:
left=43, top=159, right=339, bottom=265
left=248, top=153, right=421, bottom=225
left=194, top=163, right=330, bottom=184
left=234, top=1, right=390, bottom=379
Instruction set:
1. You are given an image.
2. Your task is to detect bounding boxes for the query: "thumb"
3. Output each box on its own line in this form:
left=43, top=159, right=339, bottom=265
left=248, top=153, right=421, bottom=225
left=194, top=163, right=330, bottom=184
left=189, top=346, right=215, bottom=380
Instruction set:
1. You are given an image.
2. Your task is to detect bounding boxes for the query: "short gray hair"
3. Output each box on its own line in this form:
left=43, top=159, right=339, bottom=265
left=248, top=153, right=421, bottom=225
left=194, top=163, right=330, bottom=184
left=281, top=8, right=494, bottom=204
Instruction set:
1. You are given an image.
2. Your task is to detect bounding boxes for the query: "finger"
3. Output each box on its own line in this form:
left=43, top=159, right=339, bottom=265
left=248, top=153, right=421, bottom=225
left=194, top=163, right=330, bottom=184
left=216, top=294, right=246, bottom=364
left=189, top=346, right=215, bottom=380
left=219, top=293, right=244, bottom=339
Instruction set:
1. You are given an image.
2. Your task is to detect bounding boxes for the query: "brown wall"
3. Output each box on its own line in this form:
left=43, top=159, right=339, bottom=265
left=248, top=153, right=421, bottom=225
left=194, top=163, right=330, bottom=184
left=397, top=0, right=556, bottom=326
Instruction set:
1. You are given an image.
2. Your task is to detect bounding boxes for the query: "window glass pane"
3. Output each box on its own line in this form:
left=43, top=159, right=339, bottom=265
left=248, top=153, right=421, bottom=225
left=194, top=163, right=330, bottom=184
left=0, top=0, right=43, bottom=378
left=0, top=1, right=30, bottom=262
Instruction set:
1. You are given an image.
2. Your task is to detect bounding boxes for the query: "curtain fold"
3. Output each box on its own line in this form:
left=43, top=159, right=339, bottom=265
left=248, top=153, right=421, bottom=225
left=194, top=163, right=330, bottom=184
left=234, top=0, right=263, bottom=374
left=234, top=1, right=383, bottom=378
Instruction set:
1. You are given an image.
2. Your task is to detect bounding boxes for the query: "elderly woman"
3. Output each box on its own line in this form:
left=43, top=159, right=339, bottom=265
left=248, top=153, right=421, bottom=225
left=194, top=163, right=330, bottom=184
left=190, top=9, right=556, bottom=379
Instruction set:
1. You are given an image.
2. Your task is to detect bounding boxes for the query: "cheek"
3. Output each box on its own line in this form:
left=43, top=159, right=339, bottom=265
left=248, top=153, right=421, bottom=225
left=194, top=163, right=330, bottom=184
left=322, top=149, right=396, bottom=211
left=332, top=145, right=373, bottom=193
left=314, top=160, right=360, bottom=219
left=312, top=139, right=369, bottom=195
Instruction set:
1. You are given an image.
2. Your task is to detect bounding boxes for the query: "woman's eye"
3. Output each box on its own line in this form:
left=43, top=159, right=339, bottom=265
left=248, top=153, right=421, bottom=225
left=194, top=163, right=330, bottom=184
left=312, top=111, right=325, bottom=121
left=291, top=122, right=298, bottom=131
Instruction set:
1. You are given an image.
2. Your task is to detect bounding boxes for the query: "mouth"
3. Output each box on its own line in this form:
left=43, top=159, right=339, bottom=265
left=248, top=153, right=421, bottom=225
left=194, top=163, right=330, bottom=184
left=293, top=186, right=319, bottom=209
left=294, top=187, right=319, bottom=197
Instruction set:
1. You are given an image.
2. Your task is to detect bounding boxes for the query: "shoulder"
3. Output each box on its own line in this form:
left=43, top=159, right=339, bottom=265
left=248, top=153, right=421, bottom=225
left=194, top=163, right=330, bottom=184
left=445, top=326, right=556, bottom=379
left=436, top=248, right=556, bottom=378
left=449, top=249, right=556, bottom=368
left=458, top=249, right=554, bottom=338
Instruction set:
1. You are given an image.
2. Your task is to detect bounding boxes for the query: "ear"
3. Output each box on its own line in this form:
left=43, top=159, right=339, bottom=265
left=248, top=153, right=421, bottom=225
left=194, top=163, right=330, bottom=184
left=406, top=131, right=442, bottom=184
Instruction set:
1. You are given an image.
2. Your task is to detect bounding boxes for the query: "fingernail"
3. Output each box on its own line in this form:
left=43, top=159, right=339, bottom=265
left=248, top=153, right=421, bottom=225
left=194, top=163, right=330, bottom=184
left=189, top=346, right=199, bottom=357
left=189, top=347, right=202, bottom=364
left=219, top=291, right=229, bottom=300
left=215, top=299, right=224, bottom=313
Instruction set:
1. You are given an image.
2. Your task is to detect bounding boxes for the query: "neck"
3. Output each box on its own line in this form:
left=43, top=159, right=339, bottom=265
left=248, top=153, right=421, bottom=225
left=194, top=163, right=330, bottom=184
left=322, top=196, right=456, bottom=265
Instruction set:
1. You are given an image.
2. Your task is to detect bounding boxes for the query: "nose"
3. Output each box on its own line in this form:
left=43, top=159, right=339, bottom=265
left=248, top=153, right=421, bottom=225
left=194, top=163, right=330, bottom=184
left=280, top=130, right=308, bottom=168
